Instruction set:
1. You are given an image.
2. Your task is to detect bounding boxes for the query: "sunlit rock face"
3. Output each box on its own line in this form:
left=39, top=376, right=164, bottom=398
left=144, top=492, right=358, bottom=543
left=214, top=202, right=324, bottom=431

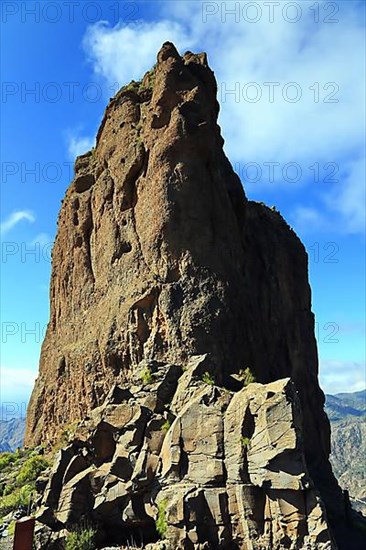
left=25, top=42, right=344, bottom=548
left=35, top=373, right=335, bottom=549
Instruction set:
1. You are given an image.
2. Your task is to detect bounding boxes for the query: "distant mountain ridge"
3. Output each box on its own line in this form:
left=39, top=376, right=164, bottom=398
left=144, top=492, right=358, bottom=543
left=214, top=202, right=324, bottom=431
left=325, top=389, right=366, bottom=515
left=326, top=389, right=366, bottom=421
left=0, top=417, right=25, bottom=452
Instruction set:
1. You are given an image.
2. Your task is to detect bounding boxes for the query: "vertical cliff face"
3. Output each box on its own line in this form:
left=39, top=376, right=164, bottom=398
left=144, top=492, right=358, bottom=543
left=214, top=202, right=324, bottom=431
left=25, top=43, right=344, bottom=545
left=26, top=43, right=248, bottom=445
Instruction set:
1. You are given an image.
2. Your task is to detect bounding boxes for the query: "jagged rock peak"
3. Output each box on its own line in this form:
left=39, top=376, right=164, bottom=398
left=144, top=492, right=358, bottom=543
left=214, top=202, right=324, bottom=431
left=25, top=43, right=346, bottom=548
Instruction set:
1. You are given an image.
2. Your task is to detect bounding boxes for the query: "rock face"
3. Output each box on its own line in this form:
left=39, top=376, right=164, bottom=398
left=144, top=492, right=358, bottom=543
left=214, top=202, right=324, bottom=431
left=35, top=370, right=333, bottom=549
left=25, top=42, right=344, bottom=546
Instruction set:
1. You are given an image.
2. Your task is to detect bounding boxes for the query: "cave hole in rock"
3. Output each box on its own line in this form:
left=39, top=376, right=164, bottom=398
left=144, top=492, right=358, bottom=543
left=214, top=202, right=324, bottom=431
left=242, top=407, right=255, bottom=440
left=121, top=241, right=132, bottom=253
left=74, top=173, right=95, bottom=193
left=179, top=435, right=189, bottom=479
left=240, top=406, right=256, bottom=483
left=57, top=356, right=66, bottom=376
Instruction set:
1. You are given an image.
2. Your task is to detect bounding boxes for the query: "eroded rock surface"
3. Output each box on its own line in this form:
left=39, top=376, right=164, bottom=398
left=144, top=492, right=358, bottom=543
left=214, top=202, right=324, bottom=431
left=25, top=42, right=345, bottom=546
left=34, top=370, right=334, bottom=549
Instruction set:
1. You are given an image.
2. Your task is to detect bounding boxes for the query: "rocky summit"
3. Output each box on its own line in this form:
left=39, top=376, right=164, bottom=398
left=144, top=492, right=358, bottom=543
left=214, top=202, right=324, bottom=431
left=25, top=43, right=347, bottom=548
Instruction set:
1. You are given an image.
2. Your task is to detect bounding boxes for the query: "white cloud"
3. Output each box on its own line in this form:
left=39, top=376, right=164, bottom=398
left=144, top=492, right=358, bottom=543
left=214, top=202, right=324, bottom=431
left=82, top=1, right=365, bottom=234
left=30, top=232, right=53, bottom=248
left=83, top=20, right=194, bottom=86
left=291, top=206, right=330, bottom=234
left=68, top=135, right=94, bottom=159
left=325, top=157, right=366, bottom=234
left=0, top=211, right=35, bottom=235
left=320, top=360, right=366, bottom=395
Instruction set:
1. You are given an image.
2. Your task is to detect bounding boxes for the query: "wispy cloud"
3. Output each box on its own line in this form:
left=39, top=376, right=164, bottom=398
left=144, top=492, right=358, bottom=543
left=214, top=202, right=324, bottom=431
left=0, top=211, right=35, bottom=235
left=68, top=135, right=94, bottom=159
left=83, top=20, right=193, bottom=86
left=320, top=360, right=366, bottom=395
left=291, top=206, right=330, bottom=234
left=30, top=233, right=53, bottom=248
left=82, top=2, right=365, bottom=234
left=325, top=157, right=366, bottom=234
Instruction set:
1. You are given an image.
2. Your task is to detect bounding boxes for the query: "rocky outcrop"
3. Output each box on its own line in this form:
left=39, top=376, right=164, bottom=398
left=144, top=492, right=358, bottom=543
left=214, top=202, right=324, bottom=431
left=34, top=365, right=334, bottom=549
left=25, top=42, right=345, bottom=545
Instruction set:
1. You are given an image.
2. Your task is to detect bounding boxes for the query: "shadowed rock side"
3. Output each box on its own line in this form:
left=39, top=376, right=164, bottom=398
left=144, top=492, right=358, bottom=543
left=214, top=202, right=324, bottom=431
left=25, top=43, right=345, bottom=546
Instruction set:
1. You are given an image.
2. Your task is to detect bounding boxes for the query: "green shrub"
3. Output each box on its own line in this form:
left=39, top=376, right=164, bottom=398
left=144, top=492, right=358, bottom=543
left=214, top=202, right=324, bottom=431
left=126, top=80, right=141, bottom=93
left=7, top=520, right=16, bottom=537
left=0, top=484, right=33, bottom=515
left=238, top=367, right=256, bottom=386
left=162, top=419, right=171, bottom=434
left=141, top=366, right=153, bottom=385
left=65, top=526, right=96, bottom=550
left=241, top=436, right=251, bottom=449
left=3, top=483, right=16, bottom=496
left=202, top=372, right=215, bottom=386
left=156, top=499, right=168, bottom=539
left=16, top=455, right=49, bottom=485
left=0, top=452, right=16, bottom=472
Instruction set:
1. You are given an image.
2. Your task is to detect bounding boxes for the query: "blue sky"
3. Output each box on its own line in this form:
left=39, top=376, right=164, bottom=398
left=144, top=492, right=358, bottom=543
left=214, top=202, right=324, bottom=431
left=0, top=1, right=365, bottom=416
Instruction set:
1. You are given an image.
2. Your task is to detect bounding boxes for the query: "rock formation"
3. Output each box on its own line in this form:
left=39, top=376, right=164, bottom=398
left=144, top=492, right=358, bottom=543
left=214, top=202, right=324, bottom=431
left=25, top=42, right=345, bottom=547
left=34, top=370, right=333, bottom=549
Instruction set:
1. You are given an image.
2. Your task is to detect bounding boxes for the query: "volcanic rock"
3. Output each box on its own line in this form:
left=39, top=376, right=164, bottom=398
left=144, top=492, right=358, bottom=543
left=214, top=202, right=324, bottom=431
left=34, top=374, right=334, bottom=549
left=25, top=42, right=346, bottom=548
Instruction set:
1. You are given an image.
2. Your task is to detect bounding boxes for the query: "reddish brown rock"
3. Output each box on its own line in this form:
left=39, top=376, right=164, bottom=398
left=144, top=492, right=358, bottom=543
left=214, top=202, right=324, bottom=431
left=25, top=42, right=344, bottom=544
